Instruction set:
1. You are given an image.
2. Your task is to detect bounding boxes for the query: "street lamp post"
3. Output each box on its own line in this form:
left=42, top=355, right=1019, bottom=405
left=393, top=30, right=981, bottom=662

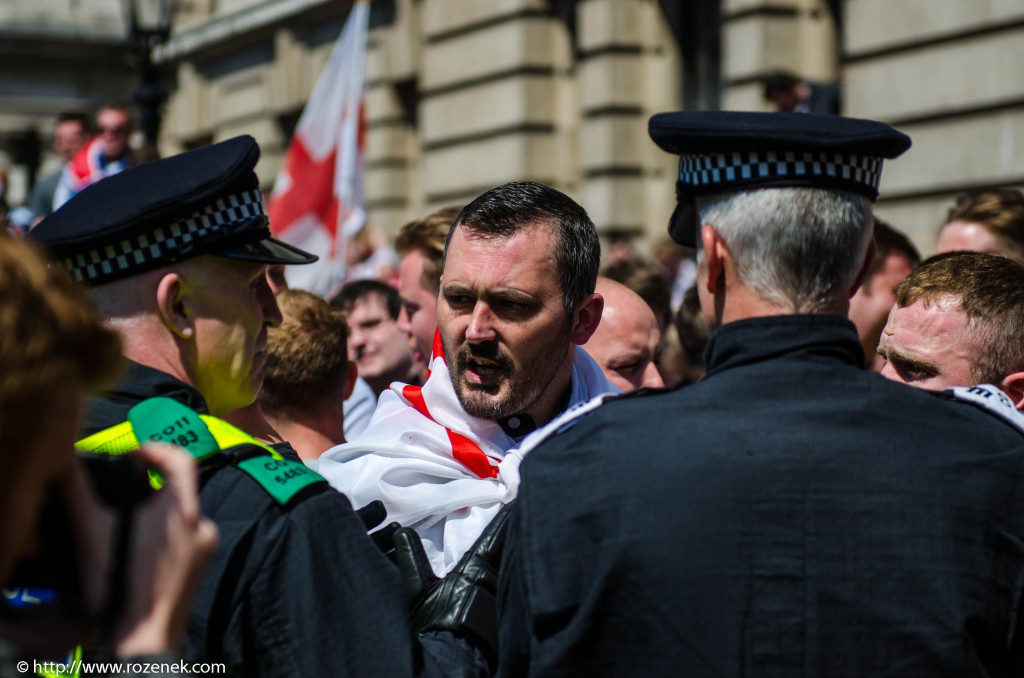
left=122, top=0, right=174, bottom=147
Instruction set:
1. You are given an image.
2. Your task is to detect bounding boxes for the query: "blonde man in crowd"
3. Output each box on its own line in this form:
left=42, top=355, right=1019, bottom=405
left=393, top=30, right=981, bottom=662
left=395, top=205, right=463, bottom=380
left=259, top=289, right=357, bottom=464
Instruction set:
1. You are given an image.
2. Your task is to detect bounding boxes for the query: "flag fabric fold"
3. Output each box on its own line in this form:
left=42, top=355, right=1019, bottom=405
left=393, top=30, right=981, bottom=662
left=317, top=345, right=620, bottom=576
left=268, top=1, right=369, bottom=295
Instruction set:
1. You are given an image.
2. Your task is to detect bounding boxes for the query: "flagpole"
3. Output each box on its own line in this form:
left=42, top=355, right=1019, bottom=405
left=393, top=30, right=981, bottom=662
left=328, top=0, right=370, bottom=298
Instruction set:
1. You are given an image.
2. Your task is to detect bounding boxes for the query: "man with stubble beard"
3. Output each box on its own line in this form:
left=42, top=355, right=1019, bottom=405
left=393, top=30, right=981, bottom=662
left=317, top=181, right=618, bottom=577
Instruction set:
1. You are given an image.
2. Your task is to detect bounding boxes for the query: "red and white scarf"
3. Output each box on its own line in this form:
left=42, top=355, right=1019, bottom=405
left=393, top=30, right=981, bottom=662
left=317, top=334, right=619, bottom=575
left=52, top=137, right=131, bottom=210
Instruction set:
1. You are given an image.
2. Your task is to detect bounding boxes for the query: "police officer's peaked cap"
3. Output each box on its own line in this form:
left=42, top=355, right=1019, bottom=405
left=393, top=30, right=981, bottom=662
left=31, top=135, right=317, bottom=286
left=648, top=111, right=912, bottom=247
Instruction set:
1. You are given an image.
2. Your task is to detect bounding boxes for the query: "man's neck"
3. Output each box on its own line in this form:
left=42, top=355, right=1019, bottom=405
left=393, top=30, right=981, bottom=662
left=268, top=415, right=346, bottom=464
left=521, top=351, right=577, bottom=430
left=711, top=283, right=849, bottom=330
left=221, top=403, right=283, bottom=444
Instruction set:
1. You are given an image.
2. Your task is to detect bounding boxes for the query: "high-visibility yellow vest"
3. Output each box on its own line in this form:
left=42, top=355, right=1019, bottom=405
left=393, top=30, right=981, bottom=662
left=45, top=397, right=326, bottom=678
left=77, top=397, right=326, bottom=503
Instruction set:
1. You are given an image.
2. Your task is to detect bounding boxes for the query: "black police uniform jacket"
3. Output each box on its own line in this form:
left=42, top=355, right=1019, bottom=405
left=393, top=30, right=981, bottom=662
left=498, top=315, right=1024, bottom=677
left=84, top=361, right=488, bottom=678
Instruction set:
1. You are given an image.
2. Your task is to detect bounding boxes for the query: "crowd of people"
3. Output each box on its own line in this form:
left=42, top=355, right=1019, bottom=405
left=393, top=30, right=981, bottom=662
left=3, top=105, right=1024, bottom=678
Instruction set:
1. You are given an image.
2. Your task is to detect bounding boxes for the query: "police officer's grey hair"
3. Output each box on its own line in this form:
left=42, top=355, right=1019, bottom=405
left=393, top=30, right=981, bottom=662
left=697, top=187, right=873, bottom=313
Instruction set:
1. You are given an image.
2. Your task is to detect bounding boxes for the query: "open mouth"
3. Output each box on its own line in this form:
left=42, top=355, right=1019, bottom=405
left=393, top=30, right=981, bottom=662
left=462, top=351, right=512, bottom=388
left=470, top=358, right=501, bottom=376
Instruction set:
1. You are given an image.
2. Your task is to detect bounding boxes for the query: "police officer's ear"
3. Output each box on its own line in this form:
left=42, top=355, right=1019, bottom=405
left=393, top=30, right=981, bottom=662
left=570, top=292, right=603, bottom=346
left=155, top=272, right=197, bottom=341
left=848, top=238, right=877, bottom=299
left=700, top=224, right=729, bottom=294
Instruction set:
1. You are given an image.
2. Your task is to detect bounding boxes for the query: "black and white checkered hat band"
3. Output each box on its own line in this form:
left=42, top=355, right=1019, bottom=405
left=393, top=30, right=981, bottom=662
left=679, top=151, right=883, bottom=197
left=63, top=188, right=267, bottom=284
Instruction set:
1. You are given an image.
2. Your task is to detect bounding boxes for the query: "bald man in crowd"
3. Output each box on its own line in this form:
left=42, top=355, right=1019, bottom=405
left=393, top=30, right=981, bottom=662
left=877, top=250, right=1024, bottom=405
left=585, top=277, right=664, bottom=392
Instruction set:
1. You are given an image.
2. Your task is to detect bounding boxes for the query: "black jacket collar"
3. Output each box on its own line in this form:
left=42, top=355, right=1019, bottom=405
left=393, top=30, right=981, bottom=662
left=704, top=314, right=864, bottom=378
left=83, top=360, right=209, bottom=436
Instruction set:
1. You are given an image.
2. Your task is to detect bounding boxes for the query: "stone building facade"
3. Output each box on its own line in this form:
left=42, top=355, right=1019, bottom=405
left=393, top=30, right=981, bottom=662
left=0, top=0, right=136, bottom=204
left=158, top=0, right=691, bottom=246
left=845, top=0, right=1024, bottom=248
left=4, top=0, right=1024, bottom=254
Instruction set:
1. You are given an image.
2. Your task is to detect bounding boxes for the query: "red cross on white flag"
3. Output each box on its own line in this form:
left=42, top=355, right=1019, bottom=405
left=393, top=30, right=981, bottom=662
left=268, top=0, right=369, bottom=296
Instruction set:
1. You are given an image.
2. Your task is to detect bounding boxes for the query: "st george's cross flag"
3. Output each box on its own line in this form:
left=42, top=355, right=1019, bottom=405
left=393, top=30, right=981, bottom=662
left=267, top=1, right=369, bottom=295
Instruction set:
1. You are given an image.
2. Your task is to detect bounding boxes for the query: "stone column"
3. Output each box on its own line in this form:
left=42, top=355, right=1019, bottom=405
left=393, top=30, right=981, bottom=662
left=576, top=0, right=680, bottom=249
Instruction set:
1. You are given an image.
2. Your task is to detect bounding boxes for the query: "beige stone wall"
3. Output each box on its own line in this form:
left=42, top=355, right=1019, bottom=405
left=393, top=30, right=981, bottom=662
left=13, top=0, right=1024, bottom=262
left=361, top=0, right=683, bottom=246
left=576, top=0, right=680, bottom=240
left=720, top=0, right=837, bottom=112
left=844, top=0, right=1024, bottom=253
left=160, top=0, right=346, bottom=187
left=161, top=0, right=684, bottom=250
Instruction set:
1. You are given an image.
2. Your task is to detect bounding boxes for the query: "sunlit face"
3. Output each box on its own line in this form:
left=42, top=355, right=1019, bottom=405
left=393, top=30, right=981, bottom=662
left=877, top=296, right=977, bottom=391
left=438, top=223, right=575, bottom=423
left=347, top=292, right=414, bottom=384
left=96, top=108, right=131, bottom=159
left=186, top=257, right=282, bottom=415
left=0, top=386, right=82, bottom=585
left=397, top=249, right=440, bottom=371
left=586, top=283, right=664, bottom=392
left=936, top=220, right=1003, bottom=255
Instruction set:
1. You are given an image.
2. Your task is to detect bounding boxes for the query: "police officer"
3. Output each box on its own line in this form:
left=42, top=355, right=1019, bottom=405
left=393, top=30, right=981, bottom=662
left=31, top=136, right=500, bottom=677
left=498, top=113, right=1024, bottom=676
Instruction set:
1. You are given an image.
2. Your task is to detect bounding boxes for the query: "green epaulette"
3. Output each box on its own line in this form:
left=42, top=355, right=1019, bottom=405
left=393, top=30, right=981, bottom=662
left=76, top=397, right=326, bottom=505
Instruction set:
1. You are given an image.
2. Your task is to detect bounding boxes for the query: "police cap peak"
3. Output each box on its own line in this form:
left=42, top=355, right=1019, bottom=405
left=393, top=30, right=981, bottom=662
left=31, top=135, right=317, bottom=286
left=648, top=111, right=912, bottom=246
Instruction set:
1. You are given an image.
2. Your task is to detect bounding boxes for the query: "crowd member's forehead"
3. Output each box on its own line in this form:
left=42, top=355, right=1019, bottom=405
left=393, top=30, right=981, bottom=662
left=444, top=222, right=559, bottom=287
left=352, top=291, right=391, bottom=315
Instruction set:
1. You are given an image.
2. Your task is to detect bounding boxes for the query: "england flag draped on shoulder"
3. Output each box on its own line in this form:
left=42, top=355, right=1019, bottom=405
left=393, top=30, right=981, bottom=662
left=268, top=1, right=369, bottom=296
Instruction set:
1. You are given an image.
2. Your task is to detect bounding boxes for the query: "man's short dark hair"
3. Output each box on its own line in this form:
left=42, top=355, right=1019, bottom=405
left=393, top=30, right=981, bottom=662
left=56, top=111, right=91, bottom=133
left=864, top=218, right=920, bottom=287
left=763, top=72, right=799, bottom=100
left=260, top=289, right=349, bottom=417
left=443, top=181, right=600, bottom=316
left=331, top=278, right=401, bottom=320
left=896, top=251, right=1024, bottom=384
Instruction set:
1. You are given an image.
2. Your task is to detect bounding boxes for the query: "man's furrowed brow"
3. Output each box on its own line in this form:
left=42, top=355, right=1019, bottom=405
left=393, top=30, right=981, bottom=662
left=887, top=347, right=939, bottom=375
